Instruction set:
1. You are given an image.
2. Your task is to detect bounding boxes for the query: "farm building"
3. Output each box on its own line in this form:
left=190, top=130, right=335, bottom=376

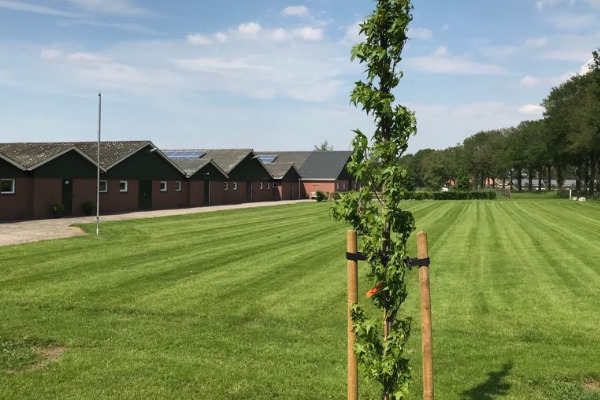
left=0, top=142, right=356, bottom=221
left=0, top=141, right=188, bottom=220
left=255, top=151, right=355, bottom=197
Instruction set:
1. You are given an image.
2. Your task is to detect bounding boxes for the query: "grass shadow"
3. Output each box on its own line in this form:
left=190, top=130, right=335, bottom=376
left=460, top=361, right=514, bottom=400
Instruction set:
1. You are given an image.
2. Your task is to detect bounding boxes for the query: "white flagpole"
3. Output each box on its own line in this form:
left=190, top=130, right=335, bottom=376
left=96, top=92, right=101, bottom=236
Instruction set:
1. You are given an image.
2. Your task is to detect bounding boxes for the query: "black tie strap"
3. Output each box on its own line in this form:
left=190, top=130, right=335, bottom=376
left=346, top=252, right=430, bottom=269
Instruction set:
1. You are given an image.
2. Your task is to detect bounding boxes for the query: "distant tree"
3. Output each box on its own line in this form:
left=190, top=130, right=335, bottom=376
left=454, top=170, right=471, bottom=191
left=314, top=140, right=334, bottom=151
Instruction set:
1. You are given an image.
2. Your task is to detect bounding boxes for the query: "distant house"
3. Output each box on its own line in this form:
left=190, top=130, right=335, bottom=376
left=263, top=162, right=302, bottom=200
left=165, top=149, right=273, bottom=205
left=163, top=150, right=228, bottom=207
left=297, top=151, right=354, bottom=197
left=1, top=143, right=357, bottom=222
left=0, top=141, right=187, bottom=220
left=255, top=150, right=354, bottom=197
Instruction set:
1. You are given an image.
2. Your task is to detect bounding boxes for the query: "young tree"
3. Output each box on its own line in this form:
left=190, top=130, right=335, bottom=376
left=331, top=1, right=416, bottom=399
left=314, top=140, right=334, bottom=151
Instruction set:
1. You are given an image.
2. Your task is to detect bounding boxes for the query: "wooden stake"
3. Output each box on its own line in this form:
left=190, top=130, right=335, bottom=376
left=417, top=231, right=434, bottom=400
left=347, top=230, right=359, bottom=400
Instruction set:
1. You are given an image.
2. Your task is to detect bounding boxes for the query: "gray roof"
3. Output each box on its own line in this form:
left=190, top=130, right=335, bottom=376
left=168, top=157, right=228, bottom=179
left=263, top=162, right=299, bottom=180
left=254, top=151, right=313, bottom=168
left=0, top=142, right=77, bottom=169
left=0, top=141, right=177, bottom=172
left=298, top=151, right=352, bottom=180
left=199, top=149, right=254, bottom=174
left=71, top=141, right=151, bottom=169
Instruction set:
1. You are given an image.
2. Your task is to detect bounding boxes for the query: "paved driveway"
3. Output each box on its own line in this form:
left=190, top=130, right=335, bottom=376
left=0, top=200, right=309, bottom=247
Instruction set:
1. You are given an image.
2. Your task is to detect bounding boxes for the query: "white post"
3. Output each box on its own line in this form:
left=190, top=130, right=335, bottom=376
left=96, top=92, right=101, bottom=236
left=569, top=189, right=572, bottom=201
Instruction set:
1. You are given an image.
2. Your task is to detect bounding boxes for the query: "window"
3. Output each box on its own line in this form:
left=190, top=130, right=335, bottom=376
left=273, top=182, right=278, bottom=188
left=0, top=179, right=15, bottom=194
left=160, top=181, right=168, bottom=192
left=336, top=182, right=340, bottom=190
left=175, top=181, right=182, bottom=192
left=343, top=183, right=346, bottom=190
left=232, top=182, right=238, bottom=191
left=99, top=180, right=108, bottom=193
left=119, top=180, right=128, bottom=193
left=267, top=183, right=270, bottom=189
left=224, top=182, right=229, bottom=191
left=259, top=182, right=263, bottom=190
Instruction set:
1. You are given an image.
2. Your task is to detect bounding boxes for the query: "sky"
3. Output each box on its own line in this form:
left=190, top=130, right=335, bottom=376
left=0, top=0, right=598, bottom=153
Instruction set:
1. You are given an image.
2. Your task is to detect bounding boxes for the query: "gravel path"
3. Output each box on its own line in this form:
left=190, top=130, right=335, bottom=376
left=0, top=200, right=309, bottom=247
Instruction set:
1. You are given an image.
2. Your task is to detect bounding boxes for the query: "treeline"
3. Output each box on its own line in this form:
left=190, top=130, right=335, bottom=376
left=400, top=48, right=600, bottom=195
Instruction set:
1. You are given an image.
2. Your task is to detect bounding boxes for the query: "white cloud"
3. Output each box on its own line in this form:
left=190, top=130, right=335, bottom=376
left=440, top=24, right=450, bottom=32
left=407, top=102, right=530, bottom=150
left=525, top=37, right=548, bottom=47
left=60, top=0, right=151, bottom=16
left=584, top=0, right=600, bottom=8
left=409, top=27, right=433, bottom=40
left=344, top=21, right=363, bottom=44
left=40, top=48, right=182, bottom=93
left=580, top=58, right=594, bottom=74
left=519, top=104, right=545, bottom=116
left=536, top=0, right=575, bottom=10
left=292, top=27, right=323, bottom=41
left=542, top=49, right=591, bottom=62
left=238, top=22, right=261, bottom=35
left=480, top=45, right=520, bottom=59
left=0, top=0, right=79, bottom=17
left=215, top=32, right=227, bottom=43
left=40, top=47, right=64, bottom=60
left=407, top=46, right=506, bottom=75
left=545, top=13, right=596, bottom=31
left=282, top=5, right=309, bottom=17
left=173, top=58, right=274, bottom=73
left=272, top=28, right=290, bottom=42
left=187, top=34, right=212, bottom=46
left=520, top=75, right=541, bottom=87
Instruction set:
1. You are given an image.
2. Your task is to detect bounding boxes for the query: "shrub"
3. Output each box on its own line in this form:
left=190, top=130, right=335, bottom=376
left=403, top=191, right=496, bottom=200
left=51, top=202, right=65, bottom=217
left=329, top=192, right=341, bottom=200
left=316, top=190, right=327, bottom=202
left=82, top=201, right=95, bottom=215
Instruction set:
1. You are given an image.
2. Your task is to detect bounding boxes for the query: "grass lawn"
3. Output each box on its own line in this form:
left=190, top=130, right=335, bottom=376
left=1, top=199, right=599, bottom=399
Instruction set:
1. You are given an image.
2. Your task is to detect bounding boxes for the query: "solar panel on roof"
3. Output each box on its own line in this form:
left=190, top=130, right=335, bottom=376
left=164, top=150, right=206, bottom=159
left=257, top=155, right=277, bottom=163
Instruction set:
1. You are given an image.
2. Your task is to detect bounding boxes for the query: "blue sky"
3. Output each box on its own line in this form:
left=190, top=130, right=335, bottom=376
left=0, top=0, right=598, bottom=152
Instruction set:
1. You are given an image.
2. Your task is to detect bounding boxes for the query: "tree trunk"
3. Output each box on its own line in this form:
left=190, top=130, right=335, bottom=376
left=585, top=158, right=591, bottom=194
left=557, top=164, right=564, bottom=191
left=590, top=154, right=597, bottom=196
left=528, top=168, right=533, bottom=191
left=517, top=168, right=523, bottom=192
left=546, top=164, right=552, bottom=192
left=538, top=171, right=542, bottom=192
left=509, top=170, right=513, bottom=191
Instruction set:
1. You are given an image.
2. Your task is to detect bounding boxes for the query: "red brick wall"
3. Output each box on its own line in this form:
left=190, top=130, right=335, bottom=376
left=0, top=178, right=34, bottom=221
left=251, top=180, right=277, bottom=202
left=32, top=178, right=62, bottom=219
left=72, top=178, right=97, bottom=216
left=301, top=180, right=352, bottom=198
left=152, top=180, right=189, bottom=210
left=221, top=181, right=249, bottom=204
left=210, top=181, right=224, bottom=205
left=98, top=179, right=139, bottom=215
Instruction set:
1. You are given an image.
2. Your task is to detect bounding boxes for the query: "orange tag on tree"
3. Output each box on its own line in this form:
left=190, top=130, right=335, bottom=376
left=366, top=282, right=384, bottom=298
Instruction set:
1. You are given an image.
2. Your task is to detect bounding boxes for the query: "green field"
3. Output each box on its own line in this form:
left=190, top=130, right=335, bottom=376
left=1, top=199, right=599, bottom=399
